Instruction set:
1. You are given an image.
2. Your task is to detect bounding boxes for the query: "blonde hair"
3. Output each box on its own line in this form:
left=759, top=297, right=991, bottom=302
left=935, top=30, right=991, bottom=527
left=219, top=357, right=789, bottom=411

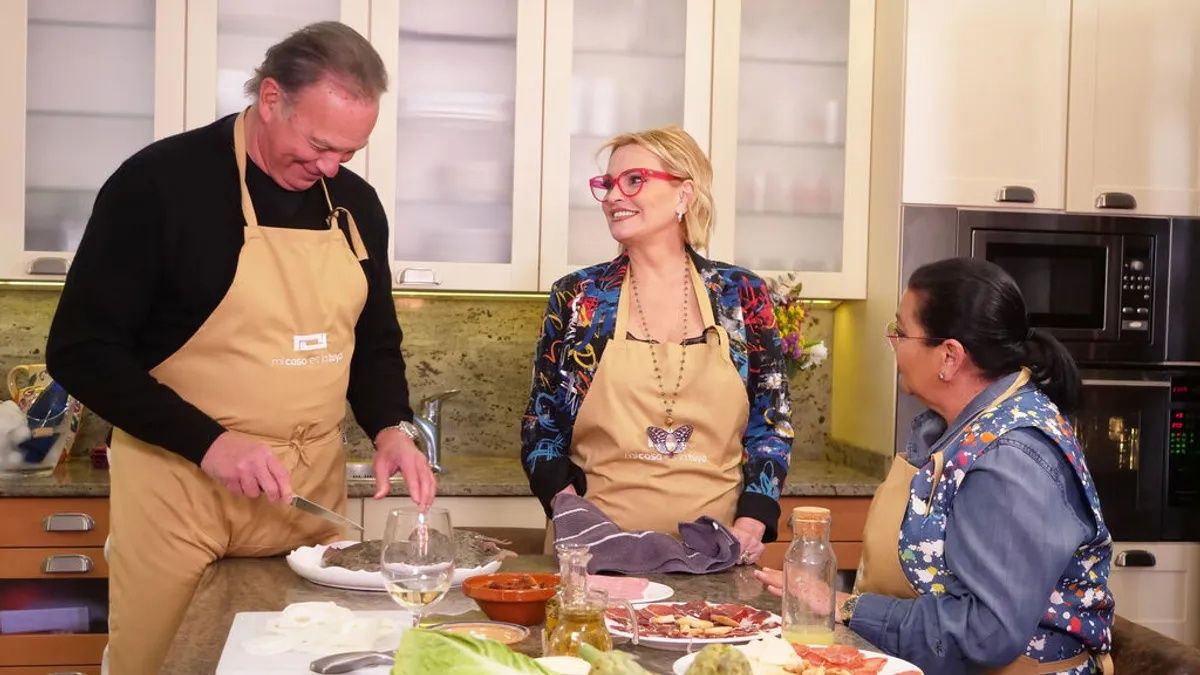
left=599, top=125, right=714, bottom=251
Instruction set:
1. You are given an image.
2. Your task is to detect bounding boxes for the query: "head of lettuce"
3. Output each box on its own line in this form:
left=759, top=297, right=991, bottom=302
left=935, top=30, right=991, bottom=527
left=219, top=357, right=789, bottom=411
left=392, top=629, right=553, bottom=674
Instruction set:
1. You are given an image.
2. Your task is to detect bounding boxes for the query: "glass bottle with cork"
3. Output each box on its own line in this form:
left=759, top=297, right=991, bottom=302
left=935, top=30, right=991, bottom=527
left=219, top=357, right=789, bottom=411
left=781, top=505, right=838, bottom=645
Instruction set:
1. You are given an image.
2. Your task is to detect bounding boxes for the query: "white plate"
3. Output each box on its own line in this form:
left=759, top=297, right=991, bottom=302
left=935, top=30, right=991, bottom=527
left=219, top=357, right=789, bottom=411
left=634, top=581, right=674, bottom=605
left=606, top=602, right=782, bottom=652
left=285, top=540, right=502, bottom=592
left=671, top=644, right=923, bottom=675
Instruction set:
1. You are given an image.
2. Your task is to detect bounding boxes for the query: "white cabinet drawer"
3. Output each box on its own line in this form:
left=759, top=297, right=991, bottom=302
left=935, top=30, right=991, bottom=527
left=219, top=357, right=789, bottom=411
left=1108, top=542, right=1200, bottom=647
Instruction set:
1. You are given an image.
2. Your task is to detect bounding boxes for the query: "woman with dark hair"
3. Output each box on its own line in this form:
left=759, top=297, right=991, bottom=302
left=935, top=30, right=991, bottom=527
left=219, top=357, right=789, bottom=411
left=756, top=258, right=1114, bottom=674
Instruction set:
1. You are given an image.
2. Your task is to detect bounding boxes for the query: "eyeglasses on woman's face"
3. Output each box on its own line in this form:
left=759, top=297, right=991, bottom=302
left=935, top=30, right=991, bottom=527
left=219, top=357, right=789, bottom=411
left=588, top=167, right=682, bottom=202
left=884, top=319, right=946, bottom=350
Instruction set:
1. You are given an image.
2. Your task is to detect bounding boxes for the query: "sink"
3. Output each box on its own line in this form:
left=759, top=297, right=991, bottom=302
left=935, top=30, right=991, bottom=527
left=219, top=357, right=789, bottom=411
left=345, top=461, right=391, bottom=482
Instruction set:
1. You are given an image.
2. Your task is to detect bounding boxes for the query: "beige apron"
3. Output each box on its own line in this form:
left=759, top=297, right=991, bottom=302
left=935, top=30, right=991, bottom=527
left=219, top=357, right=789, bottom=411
left=856, top=372, right=1111, bottom=675
left=105, top=111, right=369, bottom=674
left=547, top=264, right=749, bottom=550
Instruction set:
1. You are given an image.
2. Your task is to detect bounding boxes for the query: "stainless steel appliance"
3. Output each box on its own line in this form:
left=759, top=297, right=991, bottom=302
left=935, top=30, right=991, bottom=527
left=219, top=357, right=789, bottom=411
left=1073, top=370, right=1200, bottom=540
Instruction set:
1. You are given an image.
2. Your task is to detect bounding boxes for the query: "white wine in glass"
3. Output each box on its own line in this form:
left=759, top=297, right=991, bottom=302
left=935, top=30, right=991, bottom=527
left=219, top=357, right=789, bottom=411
left=380, top=506, right=455, bottom=629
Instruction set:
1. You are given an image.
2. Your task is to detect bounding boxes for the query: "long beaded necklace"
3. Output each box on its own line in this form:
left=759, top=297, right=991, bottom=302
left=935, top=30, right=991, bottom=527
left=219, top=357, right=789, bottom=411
left=629, top=261, right=696, bottom=457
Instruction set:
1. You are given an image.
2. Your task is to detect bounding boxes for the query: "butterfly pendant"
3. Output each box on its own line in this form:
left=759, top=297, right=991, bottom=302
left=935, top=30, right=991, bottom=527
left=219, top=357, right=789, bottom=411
left=647, top=424, right=694, bottom=457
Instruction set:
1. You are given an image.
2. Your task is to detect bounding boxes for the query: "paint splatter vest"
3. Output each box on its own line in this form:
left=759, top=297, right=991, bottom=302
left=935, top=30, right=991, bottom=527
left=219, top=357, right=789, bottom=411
left=899, top=387, right=1114, bottom=668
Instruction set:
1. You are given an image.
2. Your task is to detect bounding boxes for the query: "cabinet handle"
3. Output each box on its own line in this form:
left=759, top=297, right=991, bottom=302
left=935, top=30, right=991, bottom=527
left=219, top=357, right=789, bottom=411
left=1114, top=549, right=1156, bottom=567
left=49, top=672, right=88, bottom=675
left=395, top=267, right=442, bottom=287
left=26, top=255, right=70, bottom=275
left=1095, top=192, right=1137, bottom=209
left=994, top=185, right=1036, bottom=203
left=43, top=512, right=96, bottom=532
left=41, top=554, right=94, bottom=574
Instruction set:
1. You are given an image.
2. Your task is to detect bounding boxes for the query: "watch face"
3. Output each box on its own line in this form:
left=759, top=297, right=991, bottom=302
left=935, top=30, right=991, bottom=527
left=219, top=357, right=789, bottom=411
left=397, top=422, right=419, bottom=439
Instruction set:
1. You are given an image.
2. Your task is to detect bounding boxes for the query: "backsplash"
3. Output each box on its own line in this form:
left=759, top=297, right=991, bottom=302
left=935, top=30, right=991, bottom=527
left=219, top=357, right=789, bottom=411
left=0, top=289, right=833, bottom=465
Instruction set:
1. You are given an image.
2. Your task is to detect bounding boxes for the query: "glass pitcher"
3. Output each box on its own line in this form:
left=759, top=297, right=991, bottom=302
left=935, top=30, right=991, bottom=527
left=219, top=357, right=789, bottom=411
left=545, top=588, right=638, bottom=657
left=543, top=542, right=638, bottom=655
left=543, top=541, right=591, bottom=650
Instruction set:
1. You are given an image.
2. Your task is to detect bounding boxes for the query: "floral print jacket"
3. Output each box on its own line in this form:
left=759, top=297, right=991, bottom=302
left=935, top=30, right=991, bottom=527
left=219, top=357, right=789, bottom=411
left=520, top=248, right=794, bottom=541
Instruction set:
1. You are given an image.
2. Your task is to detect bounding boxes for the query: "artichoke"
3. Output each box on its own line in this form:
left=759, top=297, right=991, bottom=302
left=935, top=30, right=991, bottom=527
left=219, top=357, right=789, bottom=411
left=684, top=644, right=753, bottom=675
left=576, top=643, right=653, bottom=675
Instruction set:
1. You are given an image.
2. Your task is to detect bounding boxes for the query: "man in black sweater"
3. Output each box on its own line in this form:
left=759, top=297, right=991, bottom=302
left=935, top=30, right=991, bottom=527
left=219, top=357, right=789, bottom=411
left=45, top=23, right=434, bottom=672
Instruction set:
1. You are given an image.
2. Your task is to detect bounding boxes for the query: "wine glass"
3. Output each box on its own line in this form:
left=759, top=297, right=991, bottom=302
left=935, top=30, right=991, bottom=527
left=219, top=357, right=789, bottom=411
left=380, top=506, right=455, bottom=629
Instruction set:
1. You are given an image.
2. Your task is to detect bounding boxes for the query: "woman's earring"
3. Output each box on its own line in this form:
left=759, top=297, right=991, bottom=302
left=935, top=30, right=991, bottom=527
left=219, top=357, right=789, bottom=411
left=937, top=372, right=946, bottom=381
left=675, top=210, right=684, bottom=223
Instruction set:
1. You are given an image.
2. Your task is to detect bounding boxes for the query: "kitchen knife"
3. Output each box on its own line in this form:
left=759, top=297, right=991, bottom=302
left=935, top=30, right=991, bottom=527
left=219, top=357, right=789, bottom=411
left=290, top=495, right=365, bottom=533
left=309, top=650, right=393, bottom=673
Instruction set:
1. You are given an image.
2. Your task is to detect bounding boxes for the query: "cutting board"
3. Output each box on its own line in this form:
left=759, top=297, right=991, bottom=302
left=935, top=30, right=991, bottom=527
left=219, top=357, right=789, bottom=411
left=215, top=610, right=411, bottom=674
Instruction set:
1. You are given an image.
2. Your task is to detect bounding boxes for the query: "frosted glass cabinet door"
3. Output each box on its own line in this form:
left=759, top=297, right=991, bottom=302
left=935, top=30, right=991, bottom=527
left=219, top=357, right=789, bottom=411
left=0, top=0, right=183, bottom=278
left=709, top=0, right=874, bottom=299
left=539, top=0, right=713, bottom=290
left=369, top=0, right=544, bottom=290
left=184, top=1, right=366, bottom=147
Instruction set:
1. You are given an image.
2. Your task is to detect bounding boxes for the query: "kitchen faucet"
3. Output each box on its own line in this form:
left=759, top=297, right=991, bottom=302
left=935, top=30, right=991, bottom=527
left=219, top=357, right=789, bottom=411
left=410, top=389, right=458, bottom=474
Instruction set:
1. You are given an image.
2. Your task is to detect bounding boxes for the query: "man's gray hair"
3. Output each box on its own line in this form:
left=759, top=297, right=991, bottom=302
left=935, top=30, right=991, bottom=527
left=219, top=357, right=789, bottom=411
left=245, top=21, right=387, bottom=102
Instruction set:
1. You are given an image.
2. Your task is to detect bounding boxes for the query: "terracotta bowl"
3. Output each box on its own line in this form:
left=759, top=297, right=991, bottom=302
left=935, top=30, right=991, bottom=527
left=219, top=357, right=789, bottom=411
left=460, top=572, right=559, bottom=626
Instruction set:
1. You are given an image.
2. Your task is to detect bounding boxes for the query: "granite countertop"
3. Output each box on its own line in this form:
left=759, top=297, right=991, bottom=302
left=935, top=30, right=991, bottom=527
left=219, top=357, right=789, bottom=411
left=162, top=554, right=877, bottom=674
left=0, top=456, right=881, bottom=499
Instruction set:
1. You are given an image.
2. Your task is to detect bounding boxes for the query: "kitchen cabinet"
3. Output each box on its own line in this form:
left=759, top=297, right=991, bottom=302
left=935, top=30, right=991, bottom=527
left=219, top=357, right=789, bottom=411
left=0, top=0, right=877, bottom=297
left=708, top=0, right=875, bottom=299
left=759, top=496, right=870, bottom=571
left=361, top=496, right=546, bottom=540
left=183, top=0, right=366, bottom=134
left=1107, top=541, right=1200, bottom=648
left=1065, top=0, right=1200, bottom=216
left=370, top=0, right=544, bottom=291
left=903, top=0, right=1200, bottom=218
left=537, top=0, right=709, bottom=289
left=0, top=498, right=110, bottom=670
left=0, top=0, right=184, bottom=279
left=901, top=0, right=1070, bottom=211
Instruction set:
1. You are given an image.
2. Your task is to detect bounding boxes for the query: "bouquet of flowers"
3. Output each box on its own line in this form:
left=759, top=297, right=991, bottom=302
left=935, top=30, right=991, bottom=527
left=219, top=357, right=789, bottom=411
left=768, top=273, right=828, bottom=377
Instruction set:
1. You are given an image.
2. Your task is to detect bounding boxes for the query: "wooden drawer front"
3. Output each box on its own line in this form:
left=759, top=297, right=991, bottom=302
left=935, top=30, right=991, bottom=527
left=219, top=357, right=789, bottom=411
left=776, top=497, right=871, bottom=542
left=0, top=500, right=109, bottom=548
left=0, top=634, right=106, bottom=667
left=761, top=541, right=863, bottom=572
left=0, top=662, right=102, bottom=667
left=0, top=548, right=107, bottom=579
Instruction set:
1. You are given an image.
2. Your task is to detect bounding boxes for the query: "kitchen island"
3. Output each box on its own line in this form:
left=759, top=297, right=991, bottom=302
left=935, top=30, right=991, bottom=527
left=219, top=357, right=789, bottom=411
left=161, top=555, right=878, bottom=674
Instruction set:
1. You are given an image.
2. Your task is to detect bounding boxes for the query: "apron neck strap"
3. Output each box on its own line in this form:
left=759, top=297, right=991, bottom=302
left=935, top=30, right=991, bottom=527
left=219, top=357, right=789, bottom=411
left=234, top=110, right=369, bottom=262
left=690, top=263, right=717, bottom=329
left=233, top=111, right=260, bottom=230
left=328, top=206, right=369, bottom=262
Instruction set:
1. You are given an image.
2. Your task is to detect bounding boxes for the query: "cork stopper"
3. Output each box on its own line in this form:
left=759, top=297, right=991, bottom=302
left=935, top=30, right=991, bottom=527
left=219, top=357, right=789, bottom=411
left=791, top=506, right=832, bottom=538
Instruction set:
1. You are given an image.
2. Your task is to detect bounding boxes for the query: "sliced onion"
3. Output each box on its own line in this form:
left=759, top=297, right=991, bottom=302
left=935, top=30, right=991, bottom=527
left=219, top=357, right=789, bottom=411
left=243, top=602, right=396, bottom=656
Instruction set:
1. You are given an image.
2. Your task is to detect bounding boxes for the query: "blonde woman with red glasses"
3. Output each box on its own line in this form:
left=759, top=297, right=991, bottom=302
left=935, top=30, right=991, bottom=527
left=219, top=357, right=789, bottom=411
left=520, top=126, right=794, bottom=564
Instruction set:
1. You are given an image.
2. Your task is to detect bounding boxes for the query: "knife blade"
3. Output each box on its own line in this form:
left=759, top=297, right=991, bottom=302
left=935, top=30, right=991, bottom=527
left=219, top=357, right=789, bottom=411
left=290, top=495, right=365, bottom=532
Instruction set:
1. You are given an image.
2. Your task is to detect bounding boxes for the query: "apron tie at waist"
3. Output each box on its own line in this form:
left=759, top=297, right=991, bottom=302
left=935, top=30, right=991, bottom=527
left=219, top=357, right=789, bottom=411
left=285, top=423, right=336, bottom=468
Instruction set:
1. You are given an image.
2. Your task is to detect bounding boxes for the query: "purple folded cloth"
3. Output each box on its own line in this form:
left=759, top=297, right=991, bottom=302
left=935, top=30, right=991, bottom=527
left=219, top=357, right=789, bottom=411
left=549, top=493, right=741, bottom=575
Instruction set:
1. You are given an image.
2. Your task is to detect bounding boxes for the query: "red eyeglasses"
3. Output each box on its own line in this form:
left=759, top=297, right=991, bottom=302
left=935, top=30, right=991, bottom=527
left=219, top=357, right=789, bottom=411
left=588, top=168, right=683, bottom=201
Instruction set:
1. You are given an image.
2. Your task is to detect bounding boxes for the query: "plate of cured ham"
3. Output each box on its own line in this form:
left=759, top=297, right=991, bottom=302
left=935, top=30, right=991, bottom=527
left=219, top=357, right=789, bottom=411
left=671, top=639, right=924, bottom=674
left=605, top=600, right=781, bottom=651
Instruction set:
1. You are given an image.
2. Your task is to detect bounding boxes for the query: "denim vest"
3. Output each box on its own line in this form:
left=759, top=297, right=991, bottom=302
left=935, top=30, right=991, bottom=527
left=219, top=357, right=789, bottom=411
left=898, top=387, right=1115, bottom=667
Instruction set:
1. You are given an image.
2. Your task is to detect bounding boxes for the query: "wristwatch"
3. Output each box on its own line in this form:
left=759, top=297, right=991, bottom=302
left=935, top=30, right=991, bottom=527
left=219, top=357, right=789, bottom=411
left=839, top=594, right=860, bottom=625
left=385, top=421, right=420, bottom=442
